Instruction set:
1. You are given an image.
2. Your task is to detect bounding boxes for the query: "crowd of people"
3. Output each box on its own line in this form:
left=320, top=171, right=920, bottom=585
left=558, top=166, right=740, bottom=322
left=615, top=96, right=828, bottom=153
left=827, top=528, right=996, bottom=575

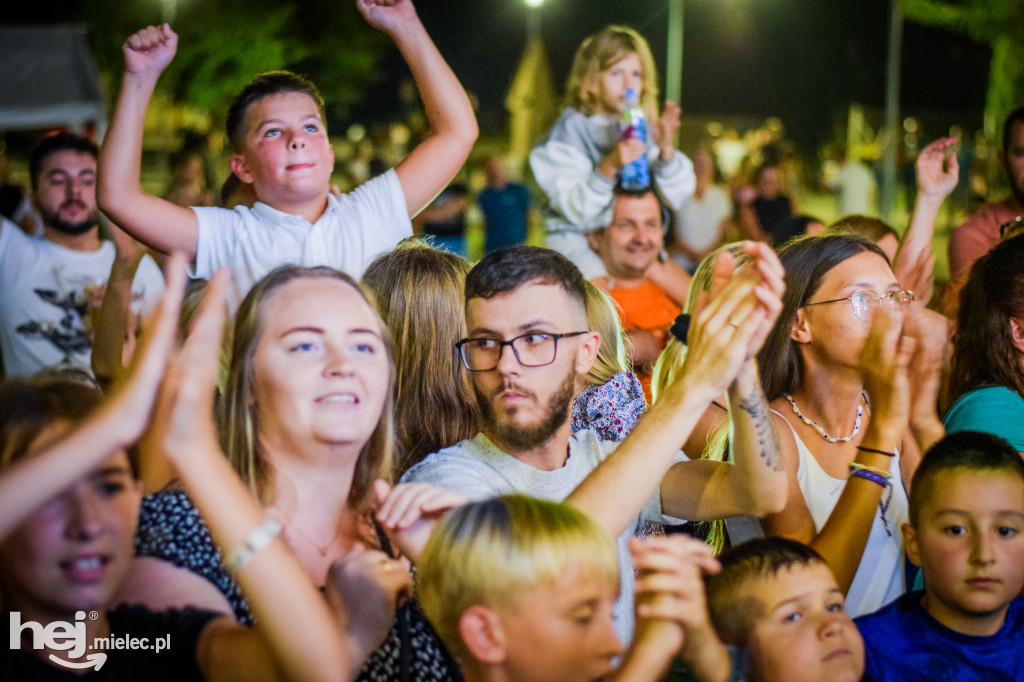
left=2, top=1, right=1024, bottom=680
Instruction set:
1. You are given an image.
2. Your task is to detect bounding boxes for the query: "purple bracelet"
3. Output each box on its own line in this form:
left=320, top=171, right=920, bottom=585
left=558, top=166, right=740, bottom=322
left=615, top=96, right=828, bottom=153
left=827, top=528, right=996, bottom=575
left=850, top=468, right=889, bottom=488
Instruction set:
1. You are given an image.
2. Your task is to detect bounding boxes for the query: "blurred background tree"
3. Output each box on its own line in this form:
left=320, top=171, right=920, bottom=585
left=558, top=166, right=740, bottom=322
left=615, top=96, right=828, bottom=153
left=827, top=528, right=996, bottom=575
left=904, top=0, right=1024, bottom=141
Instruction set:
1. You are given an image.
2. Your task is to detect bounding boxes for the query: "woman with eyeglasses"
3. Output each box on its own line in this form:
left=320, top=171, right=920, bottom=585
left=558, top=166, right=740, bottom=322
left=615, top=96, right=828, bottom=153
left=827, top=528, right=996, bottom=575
left=945, top=234, right=1024, bottom=453
left=755, top=234, right=931, bottom=618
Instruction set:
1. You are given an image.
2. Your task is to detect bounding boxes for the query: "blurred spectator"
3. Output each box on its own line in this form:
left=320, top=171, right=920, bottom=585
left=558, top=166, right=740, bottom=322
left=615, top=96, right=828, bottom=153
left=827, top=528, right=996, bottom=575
left=414, top=182, right=469, bottom=256
left=826, top=151, right=877, bottom=217
left=669, top=148, right=731, bottom=272
left=736, top=163, right=794, bottom=245
left=948, top=105, right=1024, bottom=285
left=478, top=155, right=531, bottom=253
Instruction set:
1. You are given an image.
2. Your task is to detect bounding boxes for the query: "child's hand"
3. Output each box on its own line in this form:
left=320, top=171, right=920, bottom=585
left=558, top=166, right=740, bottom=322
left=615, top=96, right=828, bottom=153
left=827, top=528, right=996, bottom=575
left=657, top=101, right=681, bottom=160
left=123, top=24, right=178, bottom=79
left=374, top=480, right=466, bottom=562
left=915, top=137, right=959, bottom=201
left=356, top=0, right=420, bottom=36
left=598, top=138, right=646, bottom=179
left=326, top=543, right=412, bottom=656
left=630, top=535, right=731, bottom=682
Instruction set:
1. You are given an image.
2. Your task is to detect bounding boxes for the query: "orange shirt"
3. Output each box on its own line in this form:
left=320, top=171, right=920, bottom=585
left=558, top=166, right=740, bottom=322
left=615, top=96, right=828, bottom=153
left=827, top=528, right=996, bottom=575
left=606, top=280, right=679, bottom=402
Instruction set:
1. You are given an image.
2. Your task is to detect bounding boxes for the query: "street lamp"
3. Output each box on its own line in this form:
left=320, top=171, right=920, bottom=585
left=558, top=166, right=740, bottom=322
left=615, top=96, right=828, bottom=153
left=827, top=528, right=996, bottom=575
left=525, top=0, right=544, bottom=45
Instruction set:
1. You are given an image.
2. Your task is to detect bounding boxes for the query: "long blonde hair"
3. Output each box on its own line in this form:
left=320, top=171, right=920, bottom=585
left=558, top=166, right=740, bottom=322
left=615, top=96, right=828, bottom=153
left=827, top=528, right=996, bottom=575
left=220, top=266, right=396, bottom=510
left=565, top=25, right=659, bottom=122
left=361, top=241, right=480, bottom=475
left=583, top=280, right=632, bottom=386
left=650, top=244, right=751, bottom=553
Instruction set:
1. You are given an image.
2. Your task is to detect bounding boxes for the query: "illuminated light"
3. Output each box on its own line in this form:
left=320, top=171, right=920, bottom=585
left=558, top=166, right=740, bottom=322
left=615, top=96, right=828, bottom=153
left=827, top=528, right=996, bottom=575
left=524, top=0, right=545, bottom=7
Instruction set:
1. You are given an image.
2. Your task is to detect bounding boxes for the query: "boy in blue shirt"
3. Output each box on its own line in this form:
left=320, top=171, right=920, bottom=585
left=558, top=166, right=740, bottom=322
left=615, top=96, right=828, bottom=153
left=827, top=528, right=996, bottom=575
left=855, top=430, right=1024, bottom=681
left=99, top=0, right=477, bottom=295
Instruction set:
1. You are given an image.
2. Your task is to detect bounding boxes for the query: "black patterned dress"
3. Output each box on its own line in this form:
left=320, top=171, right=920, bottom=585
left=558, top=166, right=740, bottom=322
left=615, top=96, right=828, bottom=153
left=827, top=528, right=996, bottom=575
left=135, top=489, right=463, bottom=681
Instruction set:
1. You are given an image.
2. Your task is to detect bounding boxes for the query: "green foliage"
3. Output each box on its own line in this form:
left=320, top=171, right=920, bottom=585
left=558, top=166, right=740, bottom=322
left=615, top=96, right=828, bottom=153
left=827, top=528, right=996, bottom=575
left=82, top=0, right=387, bottom=122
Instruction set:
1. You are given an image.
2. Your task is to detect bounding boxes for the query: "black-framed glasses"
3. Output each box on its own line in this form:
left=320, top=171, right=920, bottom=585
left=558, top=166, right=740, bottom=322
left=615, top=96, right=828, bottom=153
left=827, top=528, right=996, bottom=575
left=455, top=331, right=588, bottom=371
left=803, top=289, right=916, bottom=322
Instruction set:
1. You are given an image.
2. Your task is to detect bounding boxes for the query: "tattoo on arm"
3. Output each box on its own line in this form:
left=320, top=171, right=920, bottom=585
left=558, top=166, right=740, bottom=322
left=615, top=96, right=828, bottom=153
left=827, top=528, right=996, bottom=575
left=735, top=388, right=783, bottom=471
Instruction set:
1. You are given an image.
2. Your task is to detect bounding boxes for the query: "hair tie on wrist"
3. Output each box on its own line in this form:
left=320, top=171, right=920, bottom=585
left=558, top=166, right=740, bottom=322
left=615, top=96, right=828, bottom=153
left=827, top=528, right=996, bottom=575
left=856, top=445, right=896, bottom=458
left=670, top=313, right=690, bottom=344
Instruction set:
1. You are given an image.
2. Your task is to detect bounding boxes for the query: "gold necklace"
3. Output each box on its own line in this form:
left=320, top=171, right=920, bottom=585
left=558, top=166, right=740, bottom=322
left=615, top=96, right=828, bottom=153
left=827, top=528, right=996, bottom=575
left=283, top=522, right=342, bottom=557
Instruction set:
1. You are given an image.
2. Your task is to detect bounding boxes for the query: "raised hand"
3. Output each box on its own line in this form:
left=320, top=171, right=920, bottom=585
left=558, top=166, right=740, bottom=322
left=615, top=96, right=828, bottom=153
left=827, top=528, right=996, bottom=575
left=681, top=274, right=766, bottom=398
left=356, top=0, right=420, bottom=36
left=374, top=480, right=466, bottom=562
left=657, top=101, right=681, bottom=160
left=626, top=535, right=729, bottom=682
left=915, top=137, right=959, bottom=201
left=123, top=24, right=178, bottom=79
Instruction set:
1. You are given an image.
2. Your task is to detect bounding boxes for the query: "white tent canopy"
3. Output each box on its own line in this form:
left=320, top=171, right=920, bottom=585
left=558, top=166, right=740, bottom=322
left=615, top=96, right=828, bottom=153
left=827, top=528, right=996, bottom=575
left=0, top=25, right=105, bottom=132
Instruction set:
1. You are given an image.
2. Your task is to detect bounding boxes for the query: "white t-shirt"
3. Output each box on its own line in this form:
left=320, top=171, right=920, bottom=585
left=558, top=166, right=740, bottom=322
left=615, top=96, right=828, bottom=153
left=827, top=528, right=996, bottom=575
left=402, top=430, right=682, bottom=644
left=832, top=161, right=877, bottom=217
left=673, top=185, right=732, bottom=253
left=191, top=170, right=411, bottom=296
left=0, top=219, right=164, bottom=378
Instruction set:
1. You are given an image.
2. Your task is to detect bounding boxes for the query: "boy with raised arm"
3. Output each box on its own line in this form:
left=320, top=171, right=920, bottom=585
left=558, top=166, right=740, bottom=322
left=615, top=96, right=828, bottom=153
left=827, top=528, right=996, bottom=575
left=99, top=0, right=477, bottom=295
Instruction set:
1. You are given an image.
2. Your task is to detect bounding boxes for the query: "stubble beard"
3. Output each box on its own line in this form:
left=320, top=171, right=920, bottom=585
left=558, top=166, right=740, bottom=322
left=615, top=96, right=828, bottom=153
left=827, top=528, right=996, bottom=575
left=41, top=202, right=99, bottom=237
left=476, top=368, right=577, bottom=453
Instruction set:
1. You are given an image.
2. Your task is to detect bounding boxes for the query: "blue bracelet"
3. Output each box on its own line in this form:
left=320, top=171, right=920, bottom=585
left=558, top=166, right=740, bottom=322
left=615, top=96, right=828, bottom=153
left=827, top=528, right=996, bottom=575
left=850, top=468, right=889, bottom=488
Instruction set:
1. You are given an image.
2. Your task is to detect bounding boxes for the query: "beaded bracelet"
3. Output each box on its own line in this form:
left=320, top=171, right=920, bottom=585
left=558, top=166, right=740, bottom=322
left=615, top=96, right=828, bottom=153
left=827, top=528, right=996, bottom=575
left=224, top=519, right=282, bottom=574
left=856, top=445, right=896, bottom=457
left=849, top=461, right=892, bottom=479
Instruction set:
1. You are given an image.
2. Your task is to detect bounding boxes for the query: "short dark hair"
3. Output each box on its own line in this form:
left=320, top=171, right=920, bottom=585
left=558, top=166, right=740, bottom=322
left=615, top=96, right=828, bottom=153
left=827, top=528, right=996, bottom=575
left=705, top=537, right=827, bottom=644
left=610, top=184, right=669, bottom=231
left=465, top=245, right=588, bottom=312
left=29, top=133, right=99, bottom=191
left=225, top=71, right=326, bottom=152
left=825, top=215, right=899, bottom=244
left=909, top=430, right=1024, bottom=526
left=1002, top=105, right=1024, bottom=155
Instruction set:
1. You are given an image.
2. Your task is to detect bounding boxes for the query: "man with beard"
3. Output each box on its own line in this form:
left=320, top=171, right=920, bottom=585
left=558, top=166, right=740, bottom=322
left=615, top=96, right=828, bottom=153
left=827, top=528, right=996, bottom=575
left=587, top=188, right=688, bottom=401
left=403, top=244, right=787, bottom=645
left=948, top=106, right=1024, bottom=283
left=0, top=134, right=163, bottom=377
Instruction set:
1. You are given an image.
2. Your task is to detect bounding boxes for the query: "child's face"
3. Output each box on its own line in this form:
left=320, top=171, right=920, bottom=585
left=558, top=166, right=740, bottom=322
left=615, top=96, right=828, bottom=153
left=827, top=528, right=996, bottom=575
left=744, top=563, right=864, bottom=682
left=594, top=52, right=643, bottom=117
left=231, top=91, right=335, bottom=208
left=498, top=567, right=622, bottom=682
left=0, top=450, right=142, bottom=620
left=903, top=468, right=1024, bottom=634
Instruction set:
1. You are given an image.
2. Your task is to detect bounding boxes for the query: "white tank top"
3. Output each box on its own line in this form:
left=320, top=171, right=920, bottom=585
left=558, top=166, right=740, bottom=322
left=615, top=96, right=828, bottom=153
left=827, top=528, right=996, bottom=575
left=771, top=409, right=908, bottom=618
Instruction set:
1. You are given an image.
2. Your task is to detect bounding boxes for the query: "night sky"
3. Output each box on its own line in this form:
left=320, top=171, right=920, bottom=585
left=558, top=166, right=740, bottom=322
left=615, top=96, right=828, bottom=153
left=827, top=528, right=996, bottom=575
left=404, top=0, right=992, bottom=151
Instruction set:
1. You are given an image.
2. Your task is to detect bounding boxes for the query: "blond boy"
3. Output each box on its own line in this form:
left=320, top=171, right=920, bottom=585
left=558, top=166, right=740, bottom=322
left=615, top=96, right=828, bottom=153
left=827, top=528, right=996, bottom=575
left=418, top=494, right=730, bottom=682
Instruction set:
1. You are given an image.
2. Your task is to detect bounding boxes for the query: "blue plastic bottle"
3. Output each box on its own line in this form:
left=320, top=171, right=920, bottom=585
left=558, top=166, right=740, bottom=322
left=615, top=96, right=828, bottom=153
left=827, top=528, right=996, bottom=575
left=619, top=87, right=650, bottom=191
